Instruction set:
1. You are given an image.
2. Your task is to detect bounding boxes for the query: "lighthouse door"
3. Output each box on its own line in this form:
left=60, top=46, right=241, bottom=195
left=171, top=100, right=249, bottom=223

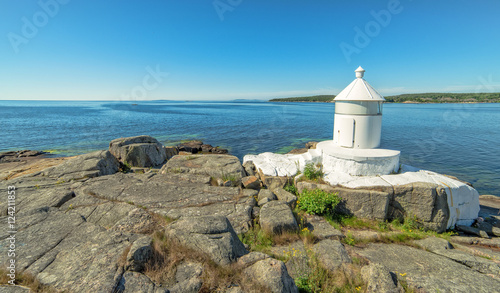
left=338, top=117, right=355, bottom=148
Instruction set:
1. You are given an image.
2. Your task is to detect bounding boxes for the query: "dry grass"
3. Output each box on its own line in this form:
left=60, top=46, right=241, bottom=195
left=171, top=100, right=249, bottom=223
left=144, top=231, right=271, bottom=292
left=117, top=244, right=132, bottom=267
left=0, top=268, right=62, bottom=293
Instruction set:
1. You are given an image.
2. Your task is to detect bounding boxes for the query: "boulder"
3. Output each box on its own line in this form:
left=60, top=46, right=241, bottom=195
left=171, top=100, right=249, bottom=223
left=358, top=243, right=500, bottom=292
left=296, top=182, right=389, bottom=221
left=273, top=188, right=297, bottom=209
left=241, top=176, right=261, bottom=189
left=177, top=140, right=203, bottom=153
left=109, top=135, right=166, bottom=167
left=457, top=225, right=490, bottom=238
left=164, top=146, right=179, bottom=160
left=257, top=189, right=276, bottom=206
left=243, top=258, right=299, bottom=293
left=361, top=263, right=403, bottom=293
left=117, top=271, right=167, bottom=293
left=304, top=214, right=344, bottom=240
left=477, top=221, right=500, bottom=237
left=260, top=175, right=293, bottom=191
left=169, top=261, right=203, bottom=293
left=237, top=252, right=270, bottom=267
left=260, top=201, right=298, bottom=235
left=40, top=150, right=119, bottom=180
left=243, top=161, right=256, bottom=176
left=165, top=215, right=247, bottom=265
left=391, top=182, right=449, bottom=233
left=312, top=240, right=351, bottom=272
left=286, top=148, right=308, bottom=154
left=305, top=141, right=318, bottom=149
left=161, top=154, right=245, bottom=181
left=126, top=236, right=153, bottom=272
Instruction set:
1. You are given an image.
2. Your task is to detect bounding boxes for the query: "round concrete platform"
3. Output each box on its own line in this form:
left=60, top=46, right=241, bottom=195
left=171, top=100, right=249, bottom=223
left=316, top=140, right=400, bottom=176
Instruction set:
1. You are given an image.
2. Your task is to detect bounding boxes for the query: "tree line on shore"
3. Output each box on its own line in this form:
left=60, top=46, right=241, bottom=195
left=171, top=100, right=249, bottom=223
left=269, top=93, right=500, bottom=103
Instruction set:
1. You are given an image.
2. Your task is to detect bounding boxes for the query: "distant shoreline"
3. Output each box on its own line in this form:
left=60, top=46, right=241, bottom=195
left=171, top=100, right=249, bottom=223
left=268, top=93, right=500, bottom=104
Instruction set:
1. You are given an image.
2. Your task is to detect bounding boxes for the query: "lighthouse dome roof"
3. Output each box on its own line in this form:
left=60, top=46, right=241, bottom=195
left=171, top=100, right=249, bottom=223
left=334, top=66, right=385, bottom=102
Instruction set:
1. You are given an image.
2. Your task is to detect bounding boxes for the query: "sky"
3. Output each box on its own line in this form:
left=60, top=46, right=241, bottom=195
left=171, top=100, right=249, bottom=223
left=1, top=0, right=500, bottom=101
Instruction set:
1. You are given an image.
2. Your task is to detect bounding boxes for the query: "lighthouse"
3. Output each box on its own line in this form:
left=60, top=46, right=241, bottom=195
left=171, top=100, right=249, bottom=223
left=333, top=66, right=385, bottom=149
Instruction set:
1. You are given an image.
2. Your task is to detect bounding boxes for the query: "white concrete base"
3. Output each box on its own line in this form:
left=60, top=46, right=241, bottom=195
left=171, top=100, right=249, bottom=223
left=243, top=143, right=480, bottom=229
left=317, top=140, right=400, bottom=176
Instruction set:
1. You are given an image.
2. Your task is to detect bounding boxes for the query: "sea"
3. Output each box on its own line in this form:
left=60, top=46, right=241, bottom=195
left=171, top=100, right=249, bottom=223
left=1, top=100, right=499, bottom=196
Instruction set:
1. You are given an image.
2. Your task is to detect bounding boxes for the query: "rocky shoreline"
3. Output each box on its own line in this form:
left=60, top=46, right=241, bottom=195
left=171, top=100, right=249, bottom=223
left=1, top=136, right=499, bottom=292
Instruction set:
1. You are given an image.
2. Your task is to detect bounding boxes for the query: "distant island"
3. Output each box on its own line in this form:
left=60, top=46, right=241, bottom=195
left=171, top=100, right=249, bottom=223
left=269, top=93, right=500, bottom=103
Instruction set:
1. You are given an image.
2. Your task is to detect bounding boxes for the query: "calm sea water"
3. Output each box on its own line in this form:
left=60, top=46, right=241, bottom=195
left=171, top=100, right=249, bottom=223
left=1, top=100, right=499, bottom=196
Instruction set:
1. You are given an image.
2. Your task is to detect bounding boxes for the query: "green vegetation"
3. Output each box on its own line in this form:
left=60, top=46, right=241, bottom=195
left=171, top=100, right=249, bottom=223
left=297, top=189, right=341, bottom=216
left=384, top=92, right=500, bottom=103
left=302, top=163, right=324, bottom=181
left=326, top=215, right=458, bottom=246
left=270, top=92, right=500, bottom=103
left=269, top=95, right=335, bottom=102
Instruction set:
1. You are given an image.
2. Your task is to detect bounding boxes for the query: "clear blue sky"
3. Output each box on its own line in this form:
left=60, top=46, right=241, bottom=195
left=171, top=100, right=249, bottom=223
left=1, top=0, right=499, bottom=100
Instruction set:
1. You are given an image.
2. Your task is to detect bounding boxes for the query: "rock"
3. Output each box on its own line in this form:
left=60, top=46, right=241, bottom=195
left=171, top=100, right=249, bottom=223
left=164, top=146, right=179, bottom=160
left=391, top=183, right=450, bottom=232
left=257, top=189, right=276, bottom=206
left=258, top=197, right=273, bottom=207
left=165, top=215, right=247, bottom=265
left=34, top=227, right=138, bottom=292
left=161, top=155, right=245, bottom=182
left=0, top=285, right=31, bottom=293
left=414, top=237, right=453, bottom=251
left=358, top=243, right=500, bottom=293
left=304, top=214, right=344, bottom=240
left=80, top=172, right=254, bottom=234
left=40, top=150, right=120, bottom=180
left=258, top=189, right=276, bottom=202
left=126, top=236, right=153, bottom=272
left=450, top=235, right=500, bottom=248
left=296, top=182, right=389, bottom=221
left=237, top=251, right=270, bottom=267
left=361, top=263, right=403, bottom=293
left=252, top=206, right=260, bottom=219
left=261, top=176, right=293, bottom=191
left=477, top=221, right=500, bottom=237
left=260, top=201, right=298, bottom=235
left=241, top=176, right=261, bottom=189
left=414, top=237, right=500, bottom=276
left=457, top=225, right=490, bottom=238
left=286, top=148, right=308, bottom=154
left=169, top=261, right=203, bottom=293
left=109, top=135, right=166, bottom=167
left=177, top=140, right=203, bottom=153
left=244, top=258, right=299, bottom=293
left=243, top=161, right=256, bottom=176
left=273, top=188, right=297, bottom=209
left=312, top=240, right=351, bottom=272
left=305, top=141, right=318, bottom=149
left=117, top=271, right=167, bottom=293
left=111, top=208, right=156, bottom=234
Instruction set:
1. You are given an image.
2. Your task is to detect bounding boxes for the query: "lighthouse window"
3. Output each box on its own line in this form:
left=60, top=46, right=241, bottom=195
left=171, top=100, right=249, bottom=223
left=378, top=102, right=383, bottom=114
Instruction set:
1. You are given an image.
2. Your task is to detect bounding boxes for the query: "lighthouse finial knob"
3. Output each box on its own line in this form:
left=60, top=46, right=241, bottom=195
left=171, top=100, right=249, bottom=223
left=355, top=66, right=365, bottom=78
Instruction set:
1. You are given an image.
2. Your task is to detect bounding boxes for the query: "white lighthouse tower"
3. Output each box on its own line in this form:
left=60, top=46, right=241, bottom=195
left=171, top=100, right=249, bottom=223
left=333, top=66, right=385, bottom=149
left=315, top=66, right=400, bottom=176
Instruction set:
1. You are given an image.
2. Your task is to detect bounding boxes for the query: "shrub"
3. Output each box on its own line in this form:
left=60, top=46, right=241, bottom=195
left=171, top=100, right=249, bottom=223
left=303, top=163, right=323, bottom=181
left=284, top=183, right=298, bottom=195
left=298, top=189, right=340, bottom=216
